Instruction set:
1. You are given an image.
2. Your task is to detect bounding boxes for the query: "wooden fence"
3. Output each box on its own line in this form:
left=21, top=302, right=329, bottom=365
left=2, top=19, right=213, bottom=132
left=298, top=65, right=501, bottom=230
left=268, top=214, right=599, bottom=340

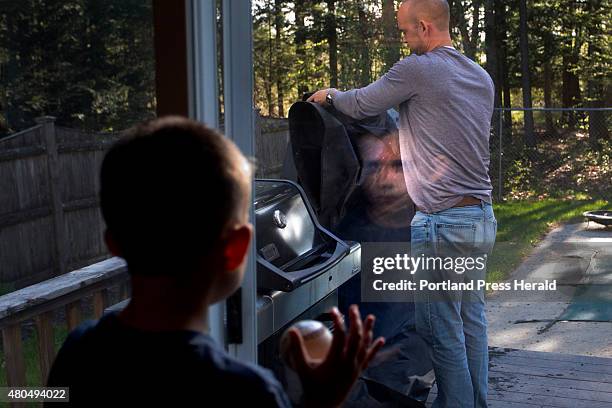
left=0, top=257, right=129, bottom=392
left=0, top=118, right=119, bottom=290
left=255, top=115, right=290, bottom=179
left=0, top=115, right=290, bottom=290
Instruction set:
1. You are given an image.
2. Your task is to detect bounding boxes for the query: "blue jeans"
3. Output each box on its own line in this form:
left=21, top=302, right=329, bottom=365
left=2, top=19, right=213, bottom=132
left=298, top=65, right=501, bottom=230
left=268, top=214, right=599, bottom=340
left=411, top=201, right=497, bottom=408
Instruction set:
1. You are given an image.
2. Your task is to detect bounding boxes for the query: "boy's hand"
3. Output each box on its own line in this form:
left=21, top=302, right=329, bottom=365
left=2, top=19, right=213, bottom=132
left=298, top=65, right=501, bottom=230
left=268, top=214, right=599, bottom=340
left=287, top=305, right=385, bottom=408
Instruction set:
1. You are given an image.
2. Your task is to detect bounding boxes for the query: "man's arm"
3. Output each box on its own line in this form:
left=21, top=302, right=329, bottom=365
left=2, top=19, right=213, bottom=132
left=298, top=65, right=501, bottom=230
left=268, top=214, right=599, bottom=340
left=307, top=57, right=419, bottom=119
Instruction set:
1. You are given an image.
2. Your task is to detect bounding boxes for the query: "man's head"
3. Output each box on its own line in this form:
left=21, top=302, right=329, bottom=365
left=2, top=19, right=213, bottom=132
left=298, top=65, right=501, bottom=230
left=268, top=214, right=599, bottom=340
left=100, top=116, right=252, bottom=304
left=397, top=0, right=451, bottom=55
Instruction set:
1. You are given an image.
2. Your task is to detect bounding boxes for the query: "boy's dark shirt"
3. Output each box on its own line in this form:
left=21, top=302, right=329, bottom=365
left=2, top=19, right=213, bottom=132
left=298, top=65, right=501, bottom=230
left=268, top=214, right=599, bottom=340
left=46, top=311, right=291, bottom=406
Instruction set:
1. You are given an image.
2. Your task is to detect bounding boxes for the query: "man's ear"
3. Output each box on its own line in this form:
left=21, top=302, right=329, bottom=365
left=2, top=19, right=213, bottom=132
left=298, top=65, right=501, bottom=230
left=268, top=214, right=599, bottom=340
left=223, top=223, right=253, bottom=271
left=104, top=229, right=123, bottom=257
left=419, top=20, right=427, bottom=34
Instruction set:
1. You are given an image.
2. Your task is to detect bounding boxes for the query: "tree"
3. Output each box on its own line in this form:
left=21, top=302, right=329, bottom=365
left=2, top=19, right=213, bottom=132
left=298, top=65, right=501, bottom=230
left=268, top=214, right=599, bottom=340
left=584, top=0, right=610, bottom=145
left=248, top=0, right=610, bottom=132
left=559, top=0, right=582, bottom=127
left=382, top=0, right=400, bottom=71
left=294, top=0, right=309, bottom=97
left=451, top=0, right=479, bottom=60
left=326, top=0, right=338, bottom=88
left=357, top=4, right=372, bottom=86
left=496, top=0, right=512, bottom=134
left=253, top=2, right=274, bottom=115
left=531, top=0, right=559, bottom=135
left=518, top=0, right=535, bottom=146
left=484, top=0, right=501, bottom=110
left=0, top=0, right=155, bottom=134
left=275, top=0, right=286, bottom=116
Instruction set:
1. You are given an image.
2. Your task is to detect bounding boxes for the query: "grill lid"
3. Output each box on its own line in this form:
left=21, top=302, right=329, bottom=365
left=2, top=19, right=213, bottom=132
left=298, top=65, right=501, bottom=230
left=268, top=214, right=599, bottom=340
left=254, top=179, right=349, bottom=291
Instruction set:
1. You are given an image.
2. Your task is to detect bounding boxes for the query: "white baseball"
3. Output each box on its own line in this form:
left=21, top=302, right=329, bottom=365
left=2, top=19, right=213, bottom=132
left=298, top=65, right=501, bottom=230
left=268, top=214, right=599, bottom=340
left=280, top=320, right=333, bottom=366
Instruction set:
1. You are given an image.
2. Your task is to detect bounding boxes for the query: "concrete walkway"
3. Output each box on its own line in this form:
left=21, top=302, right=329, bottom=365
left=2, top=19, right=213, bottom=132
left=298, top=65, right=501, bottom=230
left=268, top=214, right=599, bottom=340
left=487, top=222, right=612, bottom=358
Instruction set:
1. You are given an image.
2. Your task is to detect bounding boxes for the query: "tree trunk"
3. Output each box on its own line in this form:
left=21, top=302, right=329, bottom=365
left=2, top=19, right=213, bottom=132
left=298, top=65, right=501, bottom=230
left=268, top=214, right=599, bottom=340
left=496, top=0, right=512, bottom=135
left=357, top=5, right=371, bottom=86
left=586, top=0, right=608, bottom=145
left=454, top=0, right=476, bottom=60
left=4, top=7, right=20, bottom=129
left=382, top=0, right=400, bottom=71
left=542, top=27, right=555, bottom=135
left=326, top=0, right=338, bottom=88
left=484, top=0, right=500, bottom=109
left=295, top=0, right=308, bottom=97
left=274, top=0, right=285, bottom=116
left=484, top=0, right=502, bottom=144
left=448, top=0, right=457, bottom=36
left=518, top=0, right=535, bottom=147
left=561, top=8, right=582, bottom=128
left=587, top=85, right=608, bottom=145
left=561, top=56, right=580, bottom=128
left=267, top=7, right=274, bottom=116
left=471, top=0, right=481, bottom=57
left=543, top=59, right=555, bottom=135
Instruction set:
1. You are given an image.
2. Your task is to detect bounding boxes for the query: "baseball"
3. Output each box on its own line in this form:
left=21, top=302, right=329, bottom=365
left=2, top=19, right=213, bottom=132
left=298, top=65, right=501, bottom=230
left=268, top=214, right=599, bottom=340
left=280, top=320, right=333, bottom=366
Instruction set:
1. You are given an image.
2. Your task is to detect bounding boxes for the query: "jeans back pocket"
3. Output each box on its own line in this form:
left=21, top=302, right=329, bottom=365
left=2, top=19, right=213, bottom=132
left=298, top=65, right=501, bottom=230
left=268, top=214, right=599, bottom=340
left=434, top=222, right=476, bottom=257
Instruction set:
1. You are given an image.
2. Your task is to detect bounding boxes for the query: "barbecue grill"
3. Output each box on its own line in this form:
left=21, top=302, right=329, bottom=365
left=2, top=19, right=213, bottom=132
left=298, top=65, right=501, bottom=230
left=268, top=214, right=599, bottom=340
left=254, top=179, right=360, bottom=344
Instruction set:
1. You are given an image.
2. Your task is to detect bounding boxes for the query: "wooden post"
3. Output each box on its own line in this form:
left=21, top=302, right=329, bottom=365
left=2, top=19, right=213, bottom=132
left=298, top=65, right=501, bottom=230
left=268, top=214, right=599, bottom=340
left=153, top=0, right=189, bottom=117
left=93, top=288, right=109, bottom=318
left=36, top=116, right=68, bottom=276
left=65, top=301, right=81, bottom=331
left=35, top=312, right=56, bottom=384
left=2, top=324, right=26, bottom=387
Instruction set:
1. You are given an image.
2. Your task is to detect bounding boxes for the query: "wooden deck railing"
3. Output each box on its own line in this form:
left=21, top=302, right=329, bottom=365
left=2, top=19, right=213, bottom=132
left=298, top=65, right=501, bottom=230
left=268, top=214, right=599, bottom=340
left=0, top=257, right=130, bottom=388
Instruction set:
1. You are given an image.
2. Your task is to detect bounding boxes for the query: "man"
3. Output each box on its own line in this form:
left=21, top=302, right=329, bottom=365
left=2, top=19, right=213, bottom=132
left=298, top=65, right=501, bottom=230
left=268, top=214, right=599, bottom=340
left=46, top=117, right=384, bottom=407
left=308, top=0, right=497, bottom=407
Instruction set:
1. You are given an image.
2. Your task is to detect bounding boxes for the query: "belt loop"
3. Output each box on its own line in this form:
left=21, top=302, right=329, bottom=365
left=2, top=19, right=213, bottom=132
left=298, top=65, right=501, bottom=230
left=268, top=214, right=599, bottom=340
left=480, top=199, right=485, bottom=210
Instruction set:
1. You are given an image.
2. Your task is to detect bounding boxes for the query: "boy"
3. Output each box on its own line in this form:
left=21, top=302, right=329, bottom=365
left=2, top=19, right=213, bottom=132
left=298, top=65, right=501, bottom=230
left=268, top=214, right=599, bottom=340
left=46, top=116, right=384, bottom=406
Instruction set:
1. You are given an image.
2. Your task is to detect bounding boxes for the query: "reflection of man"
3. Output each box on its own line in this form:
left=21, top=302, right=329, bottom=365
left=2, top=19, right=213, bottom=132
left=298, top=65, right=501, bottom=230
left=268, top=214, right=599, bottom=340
left=309, top=0, right=497, bottom=407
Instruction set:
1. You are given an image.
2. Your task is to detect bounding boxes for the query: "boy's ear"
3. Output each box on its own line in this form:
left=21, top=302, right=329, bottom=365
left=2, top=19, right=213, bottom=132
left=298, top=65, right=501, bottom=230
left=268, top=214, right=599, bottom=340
left=223, top=223, right=253, bottom=271
left=104, top=229, right=123, bottom=257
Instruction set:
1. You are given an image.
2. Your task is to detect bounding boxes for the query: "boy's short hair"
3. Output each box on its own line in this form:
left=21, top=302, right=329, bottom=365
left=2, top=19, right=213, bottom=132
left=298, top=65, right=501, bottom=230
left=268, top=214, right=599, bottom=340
left=100, top=116, right=251, bottom=276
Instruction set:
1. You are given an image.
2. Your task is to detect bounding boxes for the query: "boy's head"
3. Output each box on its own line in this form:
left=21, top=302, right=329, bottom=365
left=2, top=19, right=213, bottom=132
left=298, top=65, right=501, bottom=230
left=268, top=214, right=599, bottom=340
left=100, top=116, right=252, bottom=303
left=357, top=133, right=408, bottom=207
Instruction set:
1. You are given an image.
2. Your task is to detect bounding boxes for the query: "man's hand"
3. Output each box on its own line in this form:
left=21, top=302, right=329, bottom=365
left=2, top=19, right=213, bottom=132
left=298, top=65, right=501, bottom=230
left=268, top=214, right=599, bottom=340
left=288, top=305, right=385, bottom=408
left=306, top=89, right=331, bottom=105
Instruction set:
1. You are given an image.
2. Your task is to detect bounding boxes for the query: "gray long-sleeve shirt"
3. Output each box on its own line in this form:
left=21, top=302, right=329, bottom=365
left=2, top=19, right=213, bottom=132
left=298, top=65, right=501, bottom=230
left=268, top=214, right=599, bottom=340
left=332, top=46, right=495, bottom=213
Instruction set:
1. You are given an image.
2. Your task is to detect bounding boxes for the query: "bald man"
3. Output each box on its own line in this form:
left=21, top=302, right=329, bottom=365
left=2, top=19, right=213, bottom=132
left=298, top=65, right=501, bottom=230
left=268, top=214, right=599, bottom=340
left=309, top=1, right=497, bottom=407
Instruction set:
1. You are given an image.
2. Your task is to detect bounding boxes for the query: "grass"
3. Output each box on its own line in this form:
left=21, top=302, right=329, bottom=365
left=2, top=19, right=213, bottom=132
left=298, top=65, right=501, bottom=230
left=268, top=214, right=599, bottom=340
left=0, top=322, right=70, bottom=388
left=0, top=283, right=16, bottom=297
left=486, top=197, right=610, bottom=283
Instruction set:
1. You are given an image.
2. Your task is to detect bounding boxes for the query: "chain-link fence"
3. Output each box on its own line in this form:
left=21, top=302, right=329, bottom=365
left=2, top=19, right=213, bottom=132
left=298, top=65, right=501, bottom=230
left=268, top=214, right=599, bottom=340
left=490, top=108, right=611, bottom=201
